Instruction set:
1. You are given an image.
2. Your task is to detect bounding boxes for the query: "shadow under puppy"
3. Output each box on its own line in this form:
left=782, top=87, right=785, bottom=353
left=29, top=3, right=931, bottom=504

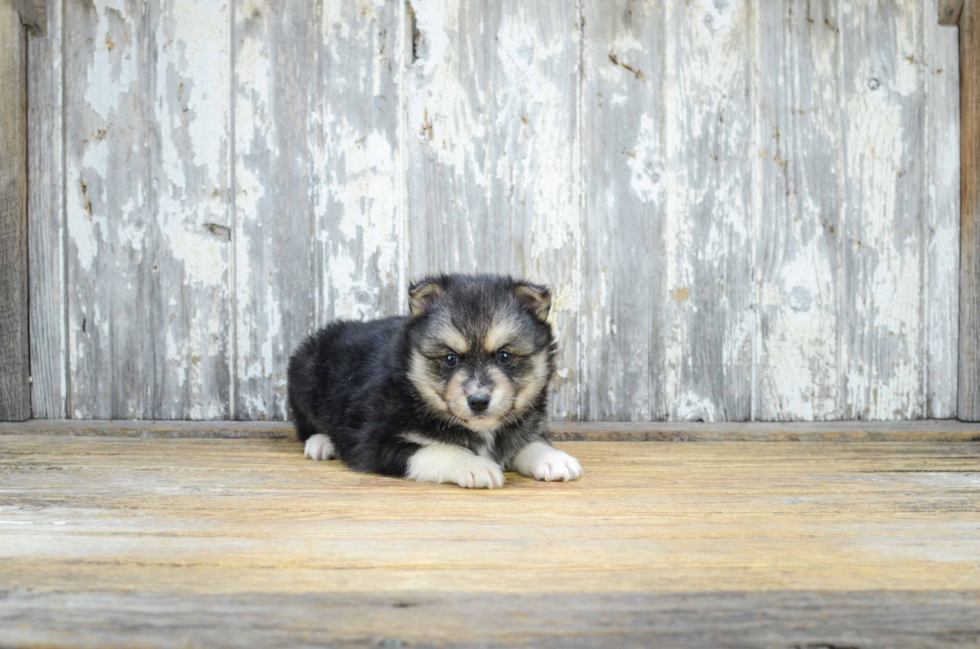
left=287, top=273, right=581, bottom=488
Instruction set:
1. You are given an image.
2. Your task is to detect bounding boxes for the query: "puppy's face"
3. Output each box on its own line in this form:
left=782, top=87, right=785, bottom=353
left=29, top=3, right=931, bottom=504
left=407, top=275, right=555, bottom=432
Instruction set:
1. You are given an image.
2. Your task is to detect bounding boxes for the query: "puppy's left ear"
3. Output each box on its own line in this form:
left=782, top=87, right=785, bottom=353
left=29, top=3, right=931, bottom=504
left=512, top=281, right=552, bottom=322
left=409, top=277, right=447, bottom=316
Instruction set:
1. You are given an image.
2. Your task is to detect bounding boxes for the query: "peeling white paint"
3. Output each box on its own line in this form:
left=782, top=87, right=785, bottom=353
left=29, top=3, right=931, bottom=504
left=51, top=0, right=961, bottom=421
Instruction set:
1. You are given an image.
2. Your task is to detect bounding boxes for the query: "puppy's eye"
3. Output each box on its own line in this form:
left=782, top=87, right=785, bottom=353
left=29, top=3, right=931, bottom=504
left=443, top=354, right=458, bottom=367
left=496, top=351, right=513, bottom=365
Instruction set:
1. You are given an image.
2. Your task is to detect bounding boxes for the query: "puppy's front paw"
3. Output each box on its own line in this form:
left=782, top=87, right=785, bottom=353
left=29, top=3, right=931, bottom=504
left=406, top=443, right=505, bottom=489
left=304, top=434, right=337, bottom=461
left=455, top=455, right=506, bottom=489
left=511, top=441, right=582, bottom=482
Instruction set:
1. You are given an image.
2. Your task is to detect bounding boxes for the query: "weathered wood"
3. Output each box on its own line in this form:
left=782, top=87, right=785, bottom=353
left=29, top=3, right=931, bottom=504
left=580, top=0, right=666, bottom=421
left=0, top=0, right=30, bottom=422
left=26, top=0, right=968, bottom=423
left=840, top=1, right=926, bottom=419
left=406, top=0, right=581, bottom=419
left=926, top=0, right=962, bottom=418
left=755, top=0, right=841, bottom=421
left=3, top=419, right=978, bottom=442
left=940, top=0, right=965, bottom=25
left=234, top=0, right=405, bottom=420
left=2, top=590, right=978, bottom=648
left=961, top=0, right=980, bottom=421
left=11, top=0, right=43, bottom=34
left=663, top=0, right=754, bottom=421
left=0, top=435, right=978, bottom=645
left=64, top=0, right=232, bottom=419
left=27, top=0, right=65, bottom=418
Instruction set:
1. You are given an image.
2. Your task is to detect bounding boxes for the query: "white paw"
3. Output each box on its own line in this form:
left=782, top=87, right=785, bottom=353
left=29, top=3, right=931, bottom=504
left=454, top=455, right=506, bottom=489
left=406, top=442, right=505, bottom=489
left=304, top=434, right=337, bottom=461
left=511, top=441, right=582, bottom=482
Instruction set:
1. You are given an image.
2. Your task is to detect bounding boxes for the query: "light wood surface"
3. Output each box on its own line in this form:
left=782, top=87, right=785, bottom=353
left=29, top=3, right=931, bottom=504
left=25, top=0, right=964, bottom=422
left=0, top=0, right=29, bottom=422
left=960, top=0, right=980, bottom=420
left=1, top=431, right=978, bottom=645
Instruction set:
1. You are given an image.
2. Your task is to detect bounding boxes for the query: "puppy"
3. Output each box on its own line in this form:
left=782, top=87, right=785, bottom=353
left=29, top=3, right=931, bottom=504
left=287, top=273, right=581, bottom=488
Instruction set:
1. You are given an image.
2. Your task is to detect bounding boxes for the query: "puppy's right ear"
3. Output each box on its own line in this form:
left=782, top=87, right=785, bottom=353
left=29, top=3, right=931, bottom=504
left=409, top=277, right=446, bottom=316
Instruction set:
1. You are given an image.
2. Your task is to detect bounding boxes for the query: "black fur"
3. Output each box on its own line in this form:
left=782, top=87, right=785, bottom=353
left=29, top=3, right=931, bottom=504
left=287, top=274, right=557, bottom=480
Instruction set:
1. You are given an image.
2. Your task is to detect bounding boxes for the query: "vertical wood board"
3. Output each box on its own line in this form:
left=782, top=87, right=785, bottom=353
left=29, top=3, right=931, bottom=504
left=234, top=0, right=406, bottom=420
left=0, top=0, right=30, bottom=421
left=925, top=0, right=961, bottom=419
left=28, top=0, right=65, bottom=418
left=580, top=0, right=667, bottom=421
left=234, top=0, right=318, bottom=419
left=959, top=0, right=980, bottom=420
left=840, top=0, right=926, bottom=420
left=755, top=0, right=842, bottom=421
left=311, top=1, right=406, bottom=329
left=64, top=0, right=232, bottom=419
left=663, top=0, right=755, bottom=422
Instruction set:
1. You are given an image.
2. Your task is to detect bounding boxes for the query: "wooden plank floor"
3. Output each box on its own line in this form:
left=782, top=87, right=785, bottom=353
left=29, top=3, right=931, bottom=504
left=1, top=427, right=979, bottom=647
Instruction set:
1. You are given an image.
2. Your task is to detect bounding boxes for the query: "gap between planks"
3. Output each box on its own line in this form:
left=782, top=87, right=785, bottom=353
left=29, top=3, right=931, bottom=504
left=1, top=419, right=979, bottom=442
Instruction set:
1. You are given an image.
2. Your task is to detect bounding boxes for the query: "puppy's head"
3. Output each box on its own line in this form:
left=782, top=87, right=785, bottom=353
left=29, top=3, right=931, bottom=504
left=406, top=274, right=556, bottom=432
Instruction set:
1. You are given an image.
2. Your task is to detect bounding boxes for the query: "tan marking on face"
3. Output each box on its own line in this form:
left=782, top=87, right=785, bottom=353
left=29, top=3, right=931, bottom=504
left=408, top=350, right=449, bottom=414
left=443, top=370, right=467, bottom=414
left=512, top=350, right=550, bottom=416
left=438, top=326, right=469, bottom=354
left=484, top=316, right=521, bottom=353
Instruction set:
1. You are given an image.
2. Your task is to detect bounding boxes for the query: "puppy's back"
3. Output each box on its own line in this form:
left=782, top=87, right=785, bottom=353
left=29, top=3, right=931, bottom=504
left=287, top=317, right=408, bottom=439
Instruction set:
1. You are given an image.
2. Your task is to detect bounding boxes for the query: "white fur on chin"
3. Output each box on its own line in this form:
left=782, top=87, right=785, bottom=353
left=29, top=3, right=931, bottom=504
left=304, top=434, right=337, bottom=461
left=510, top=440, right=582, bottom=482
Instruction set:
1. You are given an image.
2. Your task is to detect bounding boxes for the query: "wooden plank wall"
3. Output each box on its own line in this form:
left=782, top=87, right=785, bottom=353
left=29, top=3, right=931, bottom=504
left=26, top=0, right=962, bottom=422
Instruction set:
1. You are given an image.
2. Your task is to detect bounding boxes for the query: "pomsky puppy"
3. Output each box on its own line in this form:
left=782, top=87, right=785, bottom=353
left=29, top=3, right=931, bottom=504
left=287, top=273, right=582, bottom=488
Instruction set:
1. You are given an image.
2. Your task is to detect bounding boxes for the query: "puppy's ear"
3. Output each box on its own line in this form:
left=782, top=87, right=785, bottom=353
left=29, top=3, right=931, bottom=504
left=512, top=281, right=552, bottom=322
left=409, top=277, right=446, bottom=317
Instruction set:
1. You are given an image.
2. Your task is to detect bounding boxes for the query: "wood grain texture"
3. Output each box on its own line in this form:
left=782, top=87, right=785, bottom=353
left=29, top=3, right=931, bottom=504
left=406, top=0, right=582, bottom=419
left=580, top=0, right=666, bottom=421
left=3, top=590, right=978, bottom=648
left=926, top=0, right=962, bottom=418
left=940, top=0, right=965, bottom=25
left=755, top=0, right=841, bottom=421
left=961, top=0, right=980, bottom=420
left=65, top=0, right=232, bottom=419
left=11, top=0, right=42, bottom=34
left=2, top=418, right=979, bottom=442
left=840, top=1, right=926, bottom=420
left=27, top=0, right=65, bottom=419
left=0, top=434, right=978, bottom=645
left=664, top=0, right=754, bottom=421
left=0, top=0, right=30, bottom=422
left=234, top=0, right=405, bottom=420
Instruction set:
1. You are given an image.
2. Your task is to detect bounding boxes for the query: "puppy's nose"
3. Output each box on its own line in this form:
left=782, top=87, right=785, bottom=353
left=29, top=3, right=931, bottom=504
left=467, top=394, right=491, bottom=413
